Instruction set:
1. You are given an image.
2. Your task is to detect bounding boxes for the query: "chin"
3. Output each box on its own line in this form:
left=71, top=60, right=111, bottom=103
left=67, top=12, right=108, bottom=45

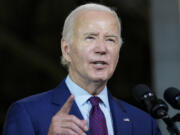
left=90, top=75, right=109, bottom=82
left=88, top=70, right=112, bottom=82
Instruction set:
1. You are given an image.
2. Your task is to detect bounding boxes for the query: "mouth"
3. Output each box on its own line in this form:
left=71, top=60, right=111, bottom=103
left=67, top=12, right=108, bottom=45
left=90, top=61, right=108, bottom=67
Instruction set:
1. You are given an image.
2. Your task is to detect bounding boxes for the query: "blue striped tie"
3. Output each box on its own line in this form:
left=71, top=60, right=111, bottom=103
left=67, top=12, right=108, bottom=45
left=89, top=96, right=108, bottom=135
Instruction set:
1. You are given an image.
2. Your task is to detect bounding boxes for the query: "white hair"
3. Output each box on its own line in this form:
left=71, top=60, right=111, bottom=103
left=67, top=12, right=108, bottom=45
left=61, top=3, right=121, bottom=67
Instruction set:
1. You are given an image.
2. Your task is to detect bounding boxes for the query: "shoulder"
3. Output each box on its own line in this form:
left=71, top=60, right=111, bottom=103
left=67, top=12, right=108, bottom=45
left=113, top=97, right=162, bottom=132
left=7, top=89, right=55, bottom=116
left=113, top=97, right=154, bottom=120
left=111, top=97, right=162, bottom=134
left=12, top=79, right=67, bottom=109
left=16, top=89, right=54, bottom=105
left=7, top=79, right=68, bottom=116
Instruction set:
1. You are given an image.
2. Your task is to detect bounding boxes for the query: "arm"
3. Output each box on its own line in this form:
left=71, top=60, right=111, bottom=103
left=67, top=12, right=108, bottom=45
left=3, top=102, right=35, bottom=135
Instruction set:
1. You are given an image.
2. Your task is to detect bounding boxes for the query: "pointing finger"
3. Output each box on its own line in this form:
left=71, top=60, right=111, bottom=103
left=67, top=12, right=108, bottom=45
left=57, top=95, right=74, bottom=114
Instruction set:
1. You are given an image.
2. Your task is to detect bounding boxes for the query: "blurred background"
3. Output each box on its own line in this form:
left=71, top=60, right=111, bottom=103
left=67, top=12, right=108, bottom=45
left=0, top=0, right=180, bottom=134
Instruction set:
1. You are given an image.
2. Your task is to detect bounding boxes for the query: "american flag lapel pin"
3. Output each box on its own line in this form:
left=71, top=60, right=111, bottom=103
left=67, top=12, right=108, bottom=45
left=123, top=118, right=130, bottom=122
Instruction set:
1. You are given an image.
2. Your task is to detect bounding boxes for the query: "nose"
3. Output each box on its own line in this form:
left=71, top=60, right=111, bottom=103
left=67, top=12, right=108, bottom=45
left=95, top=39, right=107, bottom=55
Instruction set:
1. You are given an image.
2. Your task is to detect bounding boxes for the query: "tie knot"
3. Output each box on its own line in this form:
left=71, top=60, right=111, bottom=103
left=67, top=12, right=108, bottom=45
left=89, top=96, right=100, bottom=106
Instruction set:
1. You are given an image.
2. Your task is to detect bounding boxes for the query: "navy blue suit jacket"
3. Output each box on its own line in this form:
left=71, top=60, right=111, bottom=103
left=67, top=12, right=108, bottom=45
left=3, top=80, right=161, bottom=135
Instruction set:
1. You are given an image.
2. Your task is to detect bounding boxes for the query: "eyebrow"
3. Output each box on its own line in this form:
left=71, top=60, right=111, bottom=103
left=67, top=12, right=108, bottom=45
left=83, top=32, right=99, bottom=36
left=105, top=35, right=118, bottom=38
left=83, top=32, right=119, bottom=38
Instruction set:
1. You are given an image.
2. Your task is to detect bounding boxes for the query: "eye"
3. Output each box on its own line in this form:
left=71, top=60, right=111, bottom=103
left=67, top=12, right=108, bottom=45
left=106, top=38, right=115, bottom=43
left=85, top=36, right=95, bottom=40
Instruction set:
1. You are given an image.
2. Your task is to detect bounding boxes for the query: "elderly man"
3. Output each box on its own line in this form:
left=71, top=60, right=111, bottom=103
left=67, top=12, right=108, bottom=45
left=3, top=3, right=161, bottom=135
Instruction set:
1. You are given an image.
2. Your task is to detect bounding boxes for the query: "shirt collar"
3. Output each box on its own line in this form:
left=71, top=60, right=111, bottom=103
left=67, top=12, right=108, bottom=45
left=65, top=75, right=109, bottom=109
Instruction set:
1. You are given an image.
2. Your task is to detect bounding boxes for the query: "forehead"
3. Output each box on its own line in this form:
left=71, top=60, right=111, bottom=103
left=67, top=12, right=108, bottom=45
left=76, top=10, right=118, bottom=23
left=74, top=10, right=120, bottom=33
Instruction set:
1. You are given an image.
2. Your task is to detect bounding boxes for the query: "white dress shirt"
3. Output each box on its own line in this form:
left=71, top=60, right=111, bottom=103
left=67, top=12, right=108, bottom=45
left=65, top=75, right=114, bottom=135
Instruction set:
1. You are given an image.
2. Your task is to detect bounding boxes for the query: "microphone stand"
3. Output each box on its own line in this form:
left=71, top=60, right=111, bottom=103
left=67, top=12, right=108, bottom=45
left=172, top=113, right=180, bottom=122
left=162, top=114, right=180, bottom=135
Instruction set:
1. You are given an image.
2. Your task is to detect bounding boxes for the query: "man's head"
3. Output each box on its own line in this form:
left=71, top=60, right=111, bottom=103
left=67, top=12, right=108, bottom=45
left=61, top=3, right=122, bottom=88
left=61, top=3, right=122, bottom=66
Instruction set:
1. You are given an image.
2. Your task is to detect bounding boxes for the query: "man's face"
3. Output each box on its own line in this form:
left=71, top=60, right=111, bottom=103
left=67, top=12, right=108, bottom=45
left=62, top=10, right=122, bottom=85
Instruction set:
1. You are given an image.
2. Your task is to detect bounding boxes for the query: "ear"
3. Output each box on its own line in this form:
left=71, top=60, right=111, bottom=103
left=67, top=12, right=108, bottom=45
left=61, top=38, right=71, bottom=63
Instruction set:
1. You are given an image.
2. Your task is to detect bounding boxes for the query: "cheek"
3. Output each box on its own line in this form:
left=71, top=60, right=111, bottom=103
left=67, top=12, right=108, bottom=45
left=69, top=46, right=81, bottom=66
left=72, top=47, right=89, bottom=65
left=115, top=51, right=120, bottom=62
left=110, top=48, right=120, bottom=62
left=70, top=44, right=82, bottom=58
left=110, top=52, right=119, bottom=71
left=112, top=55, right=119, bottom=69
left=78, top=44, right=93, bottom=59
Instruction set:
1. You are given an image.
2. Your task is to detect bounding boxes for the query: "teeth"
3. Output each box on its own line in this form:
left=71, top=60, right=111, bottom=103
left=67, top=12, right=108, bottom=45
left=96, top=63, right=103, bottom=66
left=94, top=61, right=105, bottom=65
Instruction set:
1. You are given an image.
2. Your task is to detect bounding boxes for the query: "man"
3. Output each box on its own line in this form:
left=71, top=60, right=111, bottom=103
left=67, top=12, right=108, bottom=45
left=3, top=3, right=162, bottom=135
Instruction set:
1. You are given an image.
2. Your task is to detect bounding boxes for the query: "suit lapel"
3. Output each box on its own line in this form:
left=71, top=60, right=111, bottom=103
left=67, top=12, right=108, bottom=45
left=108, top=92, right=133, bottom=135
left=51, top=80, right=84, bottom=120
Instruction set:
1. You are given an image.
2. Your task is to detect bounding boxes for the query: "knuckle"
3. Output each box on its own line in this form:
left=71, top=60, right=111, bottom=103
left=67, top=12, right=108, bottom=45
left=70, top=115, right=76, bottom=121
left=69, top=122, right=74, bottom=127
left=64, top=129, right=74, bottom=135
left=52, top=114, right=65, bottom=122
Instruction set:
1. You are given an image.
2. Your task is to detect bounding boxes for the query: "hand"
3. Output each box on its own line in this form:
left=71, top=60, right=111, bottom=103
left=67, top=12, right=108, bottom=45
left=48, top=95, right=88, bottom=135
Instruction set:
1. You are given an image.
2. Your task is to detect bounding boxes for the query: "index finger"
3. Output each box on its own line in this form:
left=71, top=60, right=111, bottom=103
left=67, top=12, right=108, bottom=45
left=57, top=95, right=74, bottom=114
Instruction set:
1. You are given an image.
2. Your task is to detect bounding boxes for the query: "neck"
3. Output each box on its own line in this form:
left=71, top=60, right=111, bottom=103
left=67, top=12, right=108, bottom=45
left=69, top=74, right=107, bottom=95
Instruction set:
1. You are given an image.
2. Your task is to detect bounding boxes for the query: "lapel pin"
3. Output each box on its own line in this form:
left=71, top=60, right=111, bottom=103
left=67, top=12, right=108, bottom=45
left=123, top=118, right=130, bottom=122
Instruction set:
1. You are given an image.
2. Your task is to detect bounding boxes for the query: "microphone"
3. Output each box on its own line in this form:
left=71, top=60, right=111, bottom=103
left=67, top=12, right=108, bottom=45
left=132, top=84, right=168, bottom=119
left=133, top=85, right=180, bottom=134
left=164, top=87, right=180, bottom=110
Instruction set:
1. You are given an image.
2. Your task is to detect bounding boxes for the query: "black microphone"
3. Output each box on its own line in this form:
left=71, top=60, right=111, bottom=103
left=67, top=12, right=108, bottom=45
left=164, top=87, right=180, bottom=110
left=132, top=84, right=168, bottom=119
